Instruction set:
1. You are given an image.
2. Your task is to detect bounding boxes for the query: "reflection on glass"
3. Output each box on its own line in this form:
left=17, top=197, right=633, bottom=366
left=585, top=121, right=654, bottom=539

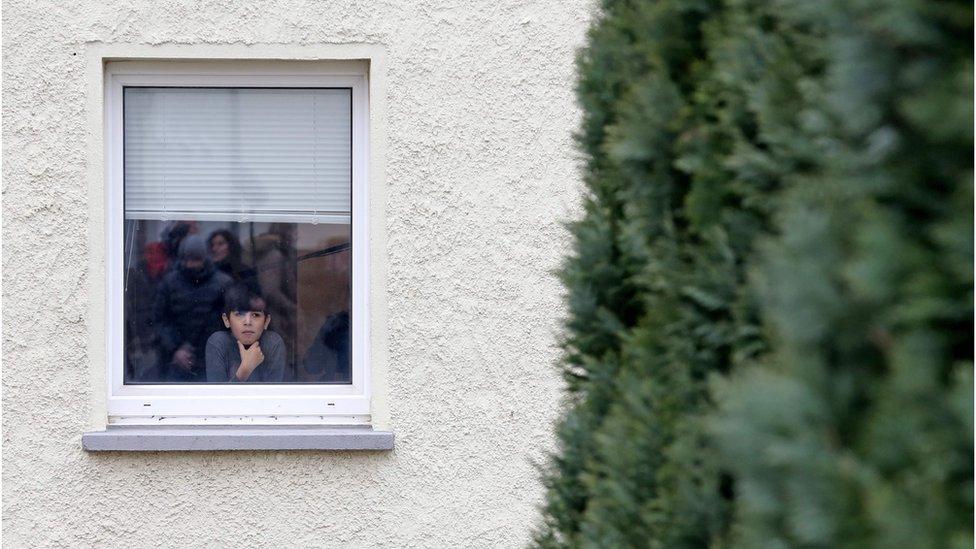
left=123, top=220, right=351, bottom=383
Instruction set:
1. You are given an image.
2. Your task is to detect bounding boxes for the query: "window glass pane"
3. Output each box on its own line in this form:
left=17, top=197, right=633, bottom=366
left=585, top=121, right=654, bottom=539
left=123, top=220, right=352, bottom=383
left=122, top=87, right=353, bottom=384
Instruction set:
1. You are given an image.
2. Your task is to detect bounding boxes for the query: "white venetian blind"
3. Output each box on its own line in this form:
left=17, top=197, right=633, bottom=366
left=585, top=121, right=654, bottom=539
left=123, top=87, right=352, bottom=222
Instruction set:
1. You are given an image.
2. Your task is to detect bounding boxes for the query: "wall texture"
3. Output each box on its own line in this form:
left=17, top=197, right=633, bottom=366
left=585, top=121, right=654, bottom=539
left=2, top=0, right=590, bottom=547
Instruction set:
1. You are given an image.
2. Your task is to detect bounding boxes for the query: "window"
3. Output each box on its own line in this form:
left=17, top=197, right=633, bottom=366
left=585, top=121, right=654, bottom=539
left=105, top=62, right=370, bottom=421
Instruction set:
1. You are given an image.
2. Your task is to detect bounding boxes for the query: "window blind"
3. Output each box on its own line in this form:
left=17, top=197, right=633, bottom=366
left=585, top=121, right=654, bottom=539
left=123, top=87, right=352, bottom=223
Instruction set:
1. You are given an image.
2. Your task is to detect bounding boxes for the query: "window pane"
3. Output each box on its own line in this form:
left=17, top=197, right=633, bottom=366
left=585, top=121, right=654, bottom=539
left=122, top=87, right=353, bottom=384
left=123, top=220, right=352, bottom=383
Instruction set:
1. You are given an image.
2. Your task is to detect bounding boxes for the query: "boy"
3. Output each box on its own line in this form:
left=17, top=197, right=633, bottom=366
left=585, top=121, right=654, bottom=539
left=206, top=284, right=286, bottom=382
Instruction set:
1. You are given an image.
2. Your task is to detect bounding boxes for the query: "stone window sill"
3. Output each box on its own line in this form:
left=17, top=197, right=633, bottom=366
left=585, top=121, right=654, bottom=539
left=82, top=425, right=394, bottom=451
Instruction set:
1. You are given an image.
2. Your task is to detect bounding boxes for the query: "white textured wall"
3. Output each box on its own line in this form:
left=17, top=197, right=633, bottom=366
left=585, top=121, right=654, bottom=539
left=2, top=1, right=590, bottom=547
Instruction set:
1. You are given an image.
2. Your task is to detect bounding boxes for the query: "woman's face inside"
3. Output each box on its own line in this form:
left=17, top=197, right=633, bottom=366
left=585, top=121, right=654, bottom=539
left=210, top=234, right=230, bottom=262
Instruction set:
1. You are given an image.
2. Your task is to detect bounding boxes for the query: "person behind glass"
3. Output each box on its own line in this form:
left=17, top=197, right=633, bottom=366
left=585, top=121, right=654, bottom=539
left=161, top=220, right=198, bottom=266
left=206, top=284, right=286, bottom=382
left=125, top=241, right=169, bottom=381
left=253, top=223, right=298, bottom=376
left=302, top=311, right=351, bottom=382
left=153, top=234, right=233, bottom=381
left=208, top=229, right=260, bottom=293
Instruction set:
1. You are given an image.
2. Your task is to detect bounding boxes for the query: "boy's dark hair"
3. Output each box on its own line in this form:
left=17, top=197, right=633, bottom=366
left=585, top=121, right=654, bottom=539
left=222, top=284, right=267, bottom=315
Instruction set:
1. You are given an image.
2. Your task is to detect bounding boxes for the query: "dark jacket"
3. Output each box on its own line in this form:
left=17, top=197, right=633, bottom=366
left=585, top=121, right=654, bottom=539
left=302, top=311, right=351, bottom=382
left=153, top=261, right=233, bottom=381
left=215, top=258, right=262, bottom=295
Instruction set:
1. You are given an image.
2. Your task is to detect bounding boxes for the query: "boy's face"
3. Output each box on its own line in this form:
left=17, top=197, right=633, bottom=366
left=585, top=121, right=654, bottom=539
left=222, top=298, right=270, bottom=346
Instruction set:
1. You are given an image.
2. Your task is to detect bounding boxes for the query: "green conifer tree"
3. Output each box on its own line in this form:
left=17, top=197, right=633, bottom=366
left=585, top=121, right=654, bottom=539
left=710, top=1, right=973, bottom=546
left=534, top=0, right=784, bottom=545
left=535, top=0, right=972, bottom=547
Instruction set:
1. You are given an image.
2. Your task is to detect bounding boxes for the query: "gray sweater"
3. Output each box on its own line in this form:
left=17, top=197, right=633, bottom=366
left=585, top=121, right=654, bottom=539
left=205, top=330, right=286, bottom=382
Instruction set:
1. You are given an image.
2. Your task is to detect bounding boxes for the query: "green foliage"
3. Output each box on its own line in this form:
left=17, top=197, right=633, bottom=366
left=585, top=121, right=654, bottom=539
left=709, top=1, right=974, bottom=546
left=534, top=0, right=972, bottom=547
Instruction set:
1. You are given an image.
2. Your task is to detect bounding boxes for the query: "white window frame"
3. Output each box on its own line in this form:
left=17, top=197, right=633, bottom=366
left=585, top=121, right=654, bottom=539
left=104, top=61, right=371, bottom=424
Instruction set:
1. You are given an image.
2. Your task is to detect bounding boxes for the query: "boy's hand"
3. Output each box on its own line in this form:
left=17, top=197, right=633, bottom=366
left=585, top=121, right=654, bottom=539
left=235, top=340, right=265, bottom=381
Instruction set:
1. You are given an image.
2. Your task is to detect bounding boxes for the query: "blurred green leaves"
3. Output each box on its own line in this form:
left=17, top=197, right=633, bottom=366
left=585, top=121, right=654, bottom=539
left=534, top=0, right=972, bottom=546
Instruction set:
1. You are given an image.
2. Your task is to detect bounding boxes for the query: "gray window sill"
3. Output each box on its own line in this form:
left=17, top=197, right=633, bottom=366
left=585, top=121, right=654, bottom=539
left=82, top=425, right=394, bottom=451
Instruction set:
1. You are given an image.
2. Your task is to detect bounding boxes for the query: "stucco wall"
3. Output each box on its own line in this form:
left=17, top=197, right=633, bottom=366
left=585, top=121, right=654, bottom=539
left=2, top=1, right=590, bottom=547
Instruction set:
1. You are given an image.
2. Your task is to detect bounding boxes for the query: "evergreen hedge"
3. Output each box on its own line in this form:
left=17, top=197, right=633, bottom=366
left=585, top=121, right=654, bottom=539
left=534, top=0, right=972, bottom=547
